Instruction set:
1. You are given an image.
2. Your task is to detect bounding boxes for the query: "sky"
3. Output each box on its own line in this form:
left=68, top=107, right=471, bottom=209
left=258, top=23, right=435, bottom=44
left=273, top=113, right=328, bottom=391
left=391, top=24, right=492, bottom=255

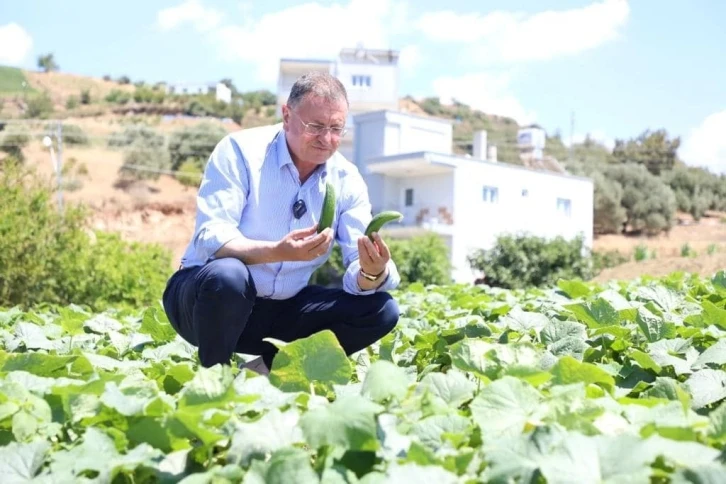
left=1, top=0, right=725, bottom=174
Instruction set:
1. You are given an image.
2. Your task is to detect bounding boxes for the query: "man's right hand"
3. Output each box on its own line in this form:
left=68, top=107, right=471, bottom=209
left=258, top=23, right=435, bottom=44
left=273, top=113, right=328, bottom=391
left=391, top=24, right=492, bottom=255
left=275, top=225, right=334, bottom=261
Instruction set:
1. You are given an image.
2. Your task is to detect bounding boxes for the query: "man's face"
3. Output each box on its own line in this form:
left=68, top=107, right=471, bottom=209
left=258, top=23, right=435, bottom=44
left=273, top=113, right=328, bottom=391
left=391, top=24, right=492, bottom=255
left=282, top=95, right=348, bottom=166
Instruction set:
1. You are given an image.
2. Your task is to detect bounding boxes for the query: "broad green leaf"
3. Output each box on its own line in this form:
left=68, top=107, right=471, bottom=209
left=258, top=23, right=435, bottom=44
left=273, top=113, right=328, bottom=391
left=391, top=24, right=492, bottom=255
left=673, top=464, right=726, bottom=484
left=177, top=364, right=237, bottom=409
left=382, top=463, right=459, bottom=484
left=684, top=369, right=726, bottom=409
left=701, top=301, right=726, bottom=330
left=636, top=307, right=676, bottom=342
left=415, top=371, right=476, bottom=409
left=1, top=353, right=93, bottom=379
left=712, top=271, right=726, bottom=295
left=557, top=279, right=592, bottom=299
left=361, top=360, right=410, bottom=403
left=268, top=330, right=352, bottom=393
left=448, top=339, right=494, bottom=378
left=299, top=395, right=382, bottom=451
left=411, top=414, right=470, bottom=450
left=469, top=376, right=546, bottom=440
left=139, top=306, right=177, bottom=343
left=226, top=409, right=303, bottom=467
left=550, top=356, right=615, bottom=392
left=695, top=339, right=726, bottom=368
left=541, top=320, right=588, bottom=360
left=499, top=307, right=550, bottom=333
left=0, top=440, right=50, bottom=483
left=564, top=298, right=620, bottom=328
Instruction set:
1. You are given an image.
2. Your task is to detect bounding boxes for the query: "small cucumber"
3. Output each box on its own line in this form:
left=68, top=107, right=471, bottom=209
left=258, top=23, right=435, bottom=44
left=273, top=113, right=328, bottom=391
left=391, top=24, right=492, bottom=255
left=318, top=182, right=336, bottom=233
left=365, top=210, right=403, bottom=239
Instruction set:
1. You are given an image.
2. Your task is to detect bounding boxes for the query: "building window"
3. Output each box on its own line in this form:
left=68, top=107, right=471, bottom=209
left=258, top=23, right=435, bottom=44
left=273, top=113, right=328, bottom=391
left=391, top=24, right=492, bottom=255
left=352, top=75, right=371, bottom=87
left=483, top=186, right=499, bottom=203
left=557, top=198, right=572, bottom=216
left=522, top=189, right=529, bottom=197
left=404, top=188, right=414, bottom=207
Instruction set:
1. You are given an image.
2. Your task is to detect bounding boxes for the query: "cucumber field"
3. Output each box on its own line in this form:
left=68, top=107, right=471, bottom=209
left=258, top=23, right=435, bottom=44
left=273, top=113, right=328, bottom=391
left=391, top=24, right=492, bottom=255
left=3, top=272, right=726, bottom=483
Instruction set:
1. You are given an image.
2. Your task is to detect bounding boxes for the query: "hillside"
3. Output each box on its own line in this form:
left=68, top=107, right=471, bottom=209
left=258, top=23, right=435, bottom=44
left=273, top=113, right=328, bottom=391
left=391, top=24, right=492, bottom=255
left=2, top=66, right=725, bottom=284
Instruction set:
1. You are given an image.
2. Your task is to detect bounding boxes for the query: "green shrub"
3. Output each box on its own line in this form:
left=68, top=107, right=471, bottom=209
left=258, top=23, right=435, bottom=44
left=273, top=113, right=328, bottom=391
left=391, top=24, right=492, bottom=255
left=467, top=233, right=593, bottom=290
left=0, top=161, right=173, bottom=311
left=168, top=122, right=227, bottom=171
left=592, top=249, right=630, bottom=273
left=176, top=158, right=203, bottom=187
left=0, top=124, right=30, bottom=161
left=309, top=232, right=452, bottom=288
left=634, top=244, right=649, bottom=261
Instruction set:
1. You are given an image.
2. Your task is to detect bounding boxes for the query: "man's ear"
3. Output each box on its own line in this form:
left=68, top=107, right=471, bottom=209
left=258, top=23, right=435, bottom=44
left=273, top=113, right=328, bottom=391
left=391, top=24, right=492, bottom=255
left=281, top=104, right=290, bottom=126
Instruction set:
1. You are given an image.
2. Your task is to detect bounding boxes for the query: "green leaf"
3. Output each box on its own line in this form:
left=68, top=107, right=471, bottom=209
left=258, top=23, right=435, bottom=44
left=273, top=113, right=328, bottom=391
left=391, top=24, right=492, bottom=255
left=499, top=307, right=550, bottom=333
left=227, top=409, right=303, bottom=467
left=139, top=306, right=177, bottom=343
left=360, top=360, right=410, bottom=403
left=469, top=376, right=546, bottom=440
left=701, top=301, right=726, bottom=330
left=557, top=279, right=592, bottom=299
left=684, top=369, right=726, bottom=409
left=564, top=298, right=620, bottom=328
left=299, top=395, right=382, bottom=451
left=448, top=339, right=494, bottom=378
left=268, top=330, right=352, bottom=394
left=636, top=307, right=676, bottom=342
left=418, top=371, right=477, bottom=409
left=550, top=356, right=616, bottom=392
left=0, top=440, right=50, bottom=483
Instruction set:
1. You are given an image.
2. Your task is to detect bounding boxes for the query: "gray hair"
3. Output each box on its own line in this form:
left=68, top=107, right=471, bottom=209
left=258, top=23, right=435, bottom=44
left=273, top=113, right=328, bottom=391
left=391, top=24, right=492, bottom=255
left=287, top=71, right=349, bottom=109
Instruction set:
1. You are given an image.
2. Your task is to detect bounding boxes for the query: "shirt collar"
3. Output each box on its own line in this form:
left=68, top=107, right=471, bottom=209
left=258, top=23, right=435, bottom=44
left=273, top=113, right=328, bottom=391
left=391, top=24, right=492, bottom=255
left=275, top=128, right=294, bottom=169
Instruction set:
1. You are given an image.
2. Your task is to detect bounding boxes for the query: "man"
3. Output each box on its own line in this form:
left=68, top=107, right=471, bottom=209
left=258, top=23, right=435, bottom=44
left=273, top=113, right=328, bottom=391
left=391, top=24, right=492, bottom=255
left=162, top=71, right=401, bottom=375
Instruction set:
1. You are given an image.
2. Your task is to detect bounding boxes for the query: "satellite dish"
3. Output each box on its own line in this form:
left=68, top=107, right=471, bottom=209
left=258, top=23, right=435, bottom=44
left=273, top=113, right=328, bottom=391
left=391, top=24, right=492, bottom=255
left=42, top=136, right=52, bottom=147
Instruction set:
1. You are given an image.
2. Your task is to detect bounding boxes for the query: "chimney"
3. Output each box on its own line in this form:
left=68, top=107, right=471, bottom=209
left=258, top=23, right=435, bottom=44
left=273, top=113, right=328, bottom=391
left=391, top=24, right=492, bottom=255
left=472, top=130, right=487, bottom=159
left=488, top=145, right=498, bottom=163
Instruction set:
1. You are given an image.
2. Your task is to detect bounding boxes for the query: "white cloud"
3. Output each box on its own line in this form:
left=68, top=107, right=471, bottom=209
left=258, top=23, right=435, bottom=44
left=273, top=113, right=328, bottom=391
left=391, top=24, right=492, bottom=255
left=680, top=111, right=726, bottom=175
left=157, top=0, right=222, bottom=32
left=398, top=45, right=422, bottom=75
left=416, top=0, right=630, bottom=64
left=431, top=72, right=536, bottom=125
left=0, top=23, right=33, bottom=66
left=157, top=0, right=417, bottom=84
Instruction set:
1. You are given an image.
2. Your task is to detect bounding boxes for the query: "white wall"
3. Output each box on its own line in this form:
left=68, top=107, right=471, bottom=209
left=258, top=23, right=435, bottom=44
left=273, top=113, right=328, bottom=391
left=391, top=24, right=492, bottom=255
left=335, top=62, right=398, bottom=112
left=353, top=111, right=453, bottom=160
left=450, top=158, right=593, bottom=283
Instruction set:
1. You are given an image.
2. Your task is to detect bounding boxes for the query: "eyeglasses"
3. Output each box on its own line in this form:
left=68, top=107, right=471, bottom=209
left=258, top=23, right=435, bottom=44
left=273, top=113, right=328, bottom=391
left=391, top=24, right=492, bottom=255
left=292, top=199, right=307, bottom=219
left=292, top=111, right=347, bottom=138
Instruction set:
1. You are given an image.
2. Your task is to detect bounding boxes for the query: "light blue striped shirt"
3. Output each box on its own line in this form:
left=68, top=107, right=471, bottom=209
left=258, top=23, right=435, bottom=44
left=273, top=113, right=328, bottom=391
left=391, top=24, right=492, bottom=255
left=180, top=123, right=400, bottom=300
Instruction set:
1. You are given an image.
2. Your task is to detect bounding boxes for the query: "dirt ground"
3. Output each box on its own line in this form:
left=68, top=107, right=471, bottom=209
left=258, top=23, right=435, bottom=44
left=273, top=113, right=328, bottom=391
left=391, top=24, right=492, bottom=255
left=20, top=140, right=726, bottom=282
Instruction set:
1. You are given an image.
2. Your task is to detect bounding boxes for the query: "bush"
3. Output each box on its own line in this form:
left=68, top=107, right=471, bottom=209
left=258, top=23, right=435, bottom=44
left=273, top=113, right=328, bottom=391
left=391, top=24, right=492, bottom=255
left=0, top=125, right=30, bottom=161
left=309, top=232, right=452, bottom=288
left=0, top=161, right=173, bottom=311
left=119, top=147, right=171, bottom=181
left=176, top=158, right=203, bottom=187
left=25, top=91, right=54, bottom=118
left=592, top=249, right=630, bottom=273
left=108, top=124, right=165, bottom=150
left=168, top=122, right=227, bottom=171
left=387, top=233, right=452, bottom=286
left=604, top=163, right=677, bottom=235
left=467, top=233, right=593, bottom=290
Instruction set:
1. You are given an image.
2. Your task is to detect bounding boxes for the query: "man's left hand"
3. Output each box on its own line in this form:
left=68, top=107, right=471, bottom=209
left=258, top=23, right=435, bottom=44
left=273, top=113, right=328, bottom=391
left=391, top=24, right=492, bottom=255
left=358, top=232, right=390, bottom=278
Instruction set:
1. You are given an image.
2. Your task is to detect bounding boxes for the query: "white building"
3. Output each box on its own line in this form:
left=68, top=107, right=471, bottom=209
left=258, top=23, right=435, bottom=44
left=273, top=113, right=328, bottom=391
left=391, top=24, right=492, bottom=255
left=277, top=46, right=400, bottom=162
left=166, top=82, right=232, bottom=104
left=352, top=110, right=594, bottom=284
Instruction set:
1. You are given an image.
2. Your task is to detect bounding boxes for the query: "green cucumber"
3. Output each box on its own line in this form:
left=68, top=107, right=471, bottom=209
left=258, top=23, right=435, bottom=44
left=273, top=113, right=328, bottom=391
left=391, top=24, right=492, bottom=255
left=365, top=210, right=403, bottom=239
left=318, top=182, right=336, bottom=232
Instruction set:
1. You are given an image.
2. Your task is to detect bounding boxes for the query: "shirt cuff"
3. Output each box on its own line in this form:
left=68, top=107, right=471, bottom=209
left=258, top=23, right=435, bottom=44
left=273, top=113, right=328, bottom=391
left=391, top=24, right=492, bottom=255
left=343, top=258, right=401, bottom=295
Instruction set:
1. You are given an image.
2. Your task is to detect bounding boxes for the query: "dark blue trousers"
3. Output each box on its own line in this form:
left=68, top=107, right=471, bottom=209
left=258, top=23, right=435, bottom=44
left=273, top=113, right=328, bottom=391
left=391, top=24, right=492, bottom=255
left=162, top=258, right=400, bottom=368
